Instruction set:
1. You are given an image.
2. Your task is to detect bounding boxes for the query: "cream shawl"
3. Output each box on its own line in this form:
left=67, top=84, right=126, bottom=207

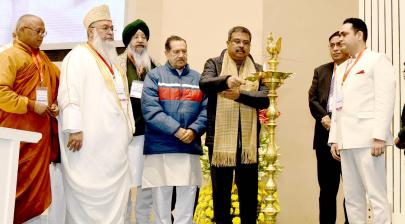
left=212, top=51, right=259, bottom=167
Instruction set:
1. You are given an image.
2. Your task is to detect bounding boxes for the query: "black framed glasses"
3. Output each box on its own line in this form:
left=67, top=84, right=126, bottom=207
left=230, top=38, right=251, bottom=46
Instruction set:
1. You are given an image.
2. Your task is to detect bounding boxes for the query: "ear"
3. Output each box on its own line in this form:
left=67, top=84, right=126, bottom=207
left=226, top=40, right=232, bottom=49
left=356, top=31, right=364, bottom=41
left=15, top=29, right=23, bottom=40
left=87, top=28, right=95, bottom=39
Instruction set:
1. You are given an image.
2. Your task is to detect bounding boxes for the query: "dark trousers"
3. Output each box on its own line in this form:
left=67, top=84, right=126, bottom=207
left=316, top=148, right=349, bottom=224
left=209, top=146, right=258, bottom=224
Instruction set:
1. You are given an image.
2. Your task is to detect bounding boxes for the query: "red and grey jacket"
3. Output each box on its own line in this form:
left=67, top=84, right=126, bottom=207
left=141, top=62, right=207, bottom=155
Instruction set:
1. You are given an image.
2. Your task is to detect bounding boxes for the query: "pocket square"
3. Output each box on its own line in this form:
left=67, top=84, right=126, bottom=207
left=356, top=70, right=365, bottom=74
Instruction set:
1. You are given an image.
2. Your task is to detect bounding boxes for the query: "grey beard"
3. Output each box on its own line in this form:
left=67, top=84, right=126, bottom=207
left=129, top=46, right=151, bottom=72
left=92, top=31, right=119, bottom=66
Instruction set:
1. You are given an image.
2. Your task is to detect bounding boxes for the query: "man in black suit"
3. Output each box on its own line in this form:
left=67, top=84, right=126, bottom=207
left=308, top=31, right=349, bottom=224
left=395, top=62, right=405, bottom=150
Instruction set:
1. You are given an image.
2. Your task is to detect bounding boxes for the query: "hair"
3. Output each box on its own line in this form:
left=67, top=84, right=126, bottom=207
left=328, top=31, right=340, bottom=42
left=129, top=46, right=152, bottom=72
left=92, top=30, right=119, bottom=66
left=343, top=18, right=368, bottom=41
left=227, top=26, right=252, bottom=41
left=164, top=35, right=186, bottom=51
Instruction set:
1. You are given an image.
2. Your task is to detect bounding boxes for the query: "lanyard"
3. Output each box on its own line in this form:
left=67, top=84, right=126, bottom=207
left=31, top=52, right=44, bottom=84
left=88, top=43, right=115, bottom=79
left=333, top=62, right=336, bottom=76
left=341, top=48, right=366, bottom=85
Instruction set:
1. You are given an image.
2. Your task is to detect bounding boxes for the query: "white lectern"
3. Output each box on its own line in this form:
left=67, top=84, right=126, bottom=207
left=0, top=127, right=41, bottom=224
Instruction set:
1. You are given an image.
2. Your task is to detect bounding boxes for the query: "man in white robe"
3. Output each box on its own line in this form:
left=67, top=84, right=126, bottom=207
left=57, top=5, right=135, bottom=223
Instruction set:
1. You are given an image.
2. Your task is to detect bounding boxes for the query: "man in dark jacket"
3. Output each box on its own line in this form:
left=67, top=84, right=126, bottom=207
left=141, top=35, right=207, bottom=223
left=308, top=31, right=349, bottom=224
left=395, top=62, right=405, bottom=150
left=118, top=19, right=157, bottom=224
left=199, top=26, right=269, bottom=224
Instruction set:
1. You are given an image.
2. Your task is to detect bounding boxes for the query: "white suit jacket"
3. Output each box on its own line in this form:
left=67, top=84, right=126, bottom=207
left=328, top=49, right=396, bottom=149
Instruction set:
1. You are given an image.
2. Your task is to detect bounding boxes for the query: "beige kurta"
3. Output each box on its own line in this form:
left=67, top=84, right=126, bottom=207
left=142, top=153, right=202, bottom=188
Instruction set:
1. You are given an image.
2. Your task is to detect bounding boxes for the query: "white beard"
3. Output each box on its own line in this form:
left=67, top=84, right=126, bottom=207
left=129, top=46, right=152, bottom=72
left=92, top=31, right=119, bottom=66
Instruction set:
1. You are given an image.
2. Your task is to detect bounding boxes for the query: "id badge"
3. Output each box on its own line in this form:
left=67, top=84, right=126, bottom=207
left=335, top=91, right=344, bottom=111
left=36, top=87, right=48, bottom=105
left=116, top=85, right=127, bottom=109
left=130, top=80, right=143, bottom=98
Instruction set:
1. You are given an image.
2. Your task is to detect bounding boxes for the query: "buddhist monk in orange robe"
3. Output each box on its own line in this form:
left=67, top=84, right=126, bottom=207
left=0, top=14, right=60, bottom=224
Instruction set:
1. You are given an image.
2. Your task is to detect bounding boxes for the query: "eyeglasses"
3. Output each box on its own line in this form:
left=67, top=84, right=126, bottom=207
left=230, top=38, right=251, bottom=46
left=91, top=25, right=116, bottom=33
left=329, top=42, right=342, bottom=48
left=23, top=27, right=47, bottom=37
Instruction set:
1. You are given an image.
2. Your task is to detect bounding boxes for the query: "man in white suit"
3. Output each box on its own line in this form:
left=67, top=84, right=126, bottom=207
left=329, top=18, right=395, bottom=224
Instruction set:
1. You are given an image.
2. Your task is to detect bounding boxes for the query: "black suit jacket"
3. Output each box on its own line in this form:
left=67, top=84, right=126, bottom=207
left=199, top=49, right=269, bottom=148
left=398, top=105, right=405, bottom=142
left=308, top=62, right=334, bottom=150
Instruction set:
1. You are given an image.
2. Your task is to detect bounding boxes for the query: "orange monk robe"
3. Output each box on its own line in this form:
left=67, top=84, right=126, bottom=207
left=0, top=40, right=60, bottom=224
